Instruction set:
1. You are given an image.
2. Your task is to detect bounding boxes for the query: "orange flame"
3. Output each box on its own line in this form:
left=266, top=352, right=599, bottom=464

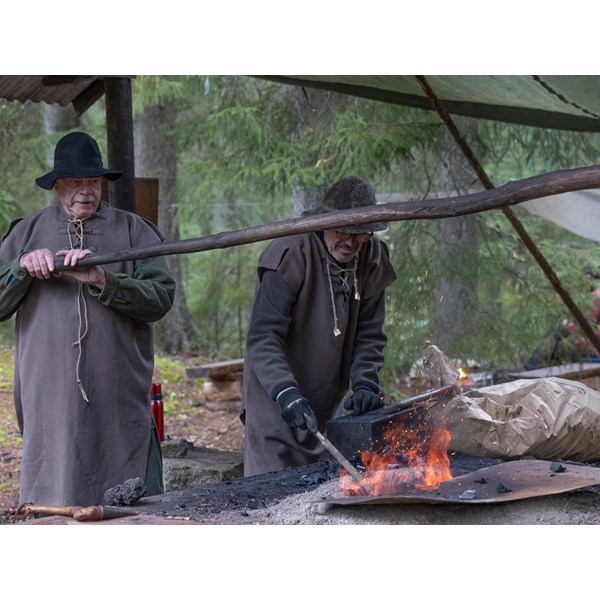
left=341, top=407, right=453, bottom=496
left=458, top=366, right=474, bottom=387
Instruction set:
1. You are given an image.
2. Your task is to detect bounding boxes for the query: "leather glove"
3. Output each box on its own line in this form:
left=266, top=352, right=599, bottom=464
left=343, top=387, right=384, bottom=415
left=276, top=388, right=318, bottom=433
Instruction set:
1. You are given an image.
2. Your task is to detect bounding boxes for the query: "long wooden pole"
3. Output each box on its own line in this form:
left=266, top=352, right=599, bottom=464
left=55, top=163, right=600, bottom=274
left=415, top=75, right=600, bottom=356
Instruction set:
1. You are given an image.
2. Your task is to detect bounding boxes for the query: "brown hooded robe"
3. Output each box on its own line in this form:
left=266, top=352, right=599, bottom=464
left=242, top=232, right=396, bottom=476
left=0, top=202, right=175, bottom=506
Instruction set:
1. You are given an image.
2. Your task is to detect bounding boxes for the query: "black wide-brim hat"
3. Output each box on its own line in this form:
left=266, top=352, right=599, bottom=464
left=301, top=175, right=388, bottom=234
left=36, top=131, right=123, bottom=190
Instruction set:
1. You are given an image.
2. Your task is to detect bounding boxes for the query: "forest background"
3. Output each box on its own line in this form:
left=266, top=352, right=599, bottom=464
left=1, top=75, right=600, bottom=390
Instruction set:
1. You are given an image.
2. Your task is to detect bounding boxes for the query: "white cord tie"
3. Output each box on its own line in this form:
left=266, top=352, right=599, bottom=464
left=67, top=218, right=90, bottom=403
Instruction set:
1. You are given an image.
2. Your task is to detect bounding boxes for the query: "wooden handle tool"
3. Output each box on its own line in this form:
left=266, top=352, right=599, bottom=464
left=314, top=430, right=364, bottom=484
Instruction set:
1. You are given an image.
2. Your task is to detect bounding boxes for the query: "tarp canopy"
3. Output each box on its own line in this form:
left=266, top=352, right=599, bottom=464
left=263, top=75, right=600, bottom=132
left=264, top=76, right=600, bottom=242
left=522, top=191, right=600, bottom=242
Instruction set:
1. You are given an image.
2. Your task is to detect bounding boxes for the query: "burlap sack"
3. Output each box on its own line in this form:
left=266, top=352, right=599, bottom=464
left=429, top=377, right=600, bottom=461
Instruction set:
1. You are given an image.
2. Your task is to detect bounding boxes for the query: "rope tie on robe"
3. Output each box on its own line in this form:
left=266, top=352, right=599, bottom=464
left=67, top=218, right=90, bottom=403
left=326, top=255, right=360, bottom=337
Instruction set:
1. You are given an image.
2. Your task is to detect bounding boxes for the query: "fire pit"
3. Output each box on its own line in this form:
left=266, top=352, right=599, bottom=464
left=323, top=381, right=600, bottom=507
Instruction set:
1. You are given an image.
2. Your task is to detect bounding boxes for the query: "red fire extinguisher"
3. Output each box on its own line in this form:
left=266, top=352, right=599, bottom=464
left=151, top=383, right=165, bottom=442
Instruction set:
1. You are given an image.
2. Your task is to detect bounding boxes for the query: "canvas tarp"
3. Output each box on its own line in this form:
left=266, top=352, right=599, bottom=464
left=265, top=76, right=600, bottom=241
left=429, top=377, right=600, bottom=461
left=263, top=75, right=600, bottom=132
left=521, top=190, right=600, bottom=243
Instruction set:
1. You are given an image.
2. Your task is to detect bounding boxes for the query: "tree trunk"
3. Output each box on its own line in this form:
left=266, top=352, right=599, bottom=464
left=435, top=122, right=480, bottom=355
left=42, top=103, right=77, bottom=206
left=134, top=101, right=198, bottom=353
left=288, top=86, right=330, bottom=216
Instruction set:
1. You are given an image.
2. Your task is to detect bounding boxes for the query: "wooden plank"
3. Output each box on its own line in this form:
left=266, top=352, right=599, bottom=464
left=101, top=177, right=159, bottom=224
left=186, top=358, right=244, bottom=381
left=135, top=178, right=159, bottom=225
left=510, top=362, right=600, bottom=381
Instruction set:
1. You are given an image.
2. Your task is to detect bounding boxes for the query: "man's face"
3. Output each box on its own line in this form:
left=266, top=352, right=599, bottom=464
left=323, top=229, right=372, bottom=263
left=55, top=177, right=103, bottom=219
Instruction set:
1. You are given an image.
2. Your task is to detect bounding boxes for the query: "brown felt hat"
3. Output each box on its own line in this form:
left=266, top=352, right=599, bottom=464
left=302, top=176, right=388, bottom=233
left=36, top=131, right=122, bottom=190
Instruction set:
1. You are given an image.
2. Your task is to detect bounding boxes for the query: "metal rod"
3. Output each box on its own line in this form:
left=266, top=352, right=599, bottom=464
left=314, top=430, right=364, bottom=484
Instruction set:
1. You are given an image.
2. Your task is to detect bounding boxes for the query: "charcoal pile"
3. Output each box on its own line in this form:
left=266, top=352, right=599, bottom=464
left=138, top=459, right=340, bottom=522
left=136, top=454, right=504, bottom=523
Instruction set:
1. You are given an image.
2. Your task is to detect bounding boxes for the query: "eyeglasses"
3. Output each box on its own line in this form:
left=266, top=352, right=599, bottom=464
left=334, top=230, right=373, bottom=243
left=60, top=177, right=102, bottom=188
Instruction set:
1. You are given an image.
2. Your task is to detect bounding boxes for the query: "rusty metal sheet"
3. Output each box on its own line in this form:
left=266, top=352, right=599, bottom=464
left=322, top=459, right=600, bottom=506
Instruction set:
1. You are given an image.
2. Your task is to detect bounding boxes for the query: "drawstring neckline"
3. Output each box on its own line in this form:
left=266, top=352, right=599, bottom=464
left=326, top=255, right=360, bottom=337
left=67, top=218, right=90, bottom=403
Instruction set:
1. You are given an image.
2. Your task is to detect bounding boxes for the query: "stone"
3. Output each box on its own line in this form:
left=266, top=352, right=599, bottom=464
left=162, top=444, right=243, bottom=492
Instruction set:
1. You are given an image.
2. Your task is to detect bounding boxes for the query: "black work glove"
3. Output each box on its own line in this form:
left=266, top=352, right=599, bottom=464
left=276, top=388, right=318, bottom=433
left=343, top=387, right=384, bottom=415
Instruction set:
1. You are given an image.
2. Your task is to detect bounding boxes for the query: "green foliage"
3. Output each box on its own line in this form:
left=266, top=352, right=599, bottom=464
left=0, top=346, right=14, bottom=388
left=378, top=198, right=600, bottom=385
left=153, top=77, right=600, bottom=381
left=132, top=76, right=193, bottom=113
left=174, top=77, right=440, bottom=227
left=481, top=120, right=600, bottom=179
left=0, top=99, right=45, bottom=215
left=0, top=190, right=23, bottom=235
left=4, top=76, right=600, bottom=388
left=183, top=243, right=265, bottom=358
left=154, top=355, right=187, bottom=383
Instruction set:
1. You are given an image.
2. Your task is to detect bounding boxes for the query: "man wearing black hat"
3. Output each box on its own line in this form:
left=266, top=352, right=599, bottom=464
left=0, top=131, right=176, bottom=507
left=241, top=176, right=397, bottom=476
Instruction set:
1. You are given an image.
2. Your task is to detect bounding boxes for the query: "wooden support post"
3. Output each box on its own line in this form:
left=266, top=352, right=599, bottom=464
left=105, top=76, right=136, bottom=213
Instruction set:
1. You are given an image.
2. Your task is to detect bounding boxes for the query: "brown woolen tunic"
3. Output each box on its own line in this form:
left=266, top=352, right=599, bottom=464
left=0, top=203, right=175, bottom=506
left=241, top=232, right=397, bottom=476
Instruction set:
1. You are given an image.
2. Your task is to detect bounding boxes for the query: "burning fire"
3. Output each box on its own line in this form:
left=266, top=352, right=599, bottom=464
left=457, top=367, right=473, bottom=387
left=341, top=406, right=453, bottom=496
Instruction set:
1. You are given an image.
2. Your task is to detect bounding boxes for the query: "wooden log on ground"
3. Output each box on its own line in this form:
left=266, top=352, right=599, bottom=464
left=186, top=359, right=245, bottom=407
left=186, top=359, right=244, bottom=382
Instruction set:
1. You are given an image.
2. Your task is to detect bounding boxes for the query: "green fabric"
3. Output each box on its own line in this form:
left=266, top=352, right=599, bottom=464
left=95, top=256, right=175, bottom=322
left=0, top=257, right=32, bottom=322
left=260, top=76, right=600, bottom=132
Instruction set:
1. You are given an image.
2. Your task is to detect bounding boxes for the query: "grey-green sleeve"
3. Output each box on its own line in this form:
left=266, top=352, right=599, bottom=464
left=0, top=257, right=32, bottom=322
left=87, top=256, right=176, bottom=323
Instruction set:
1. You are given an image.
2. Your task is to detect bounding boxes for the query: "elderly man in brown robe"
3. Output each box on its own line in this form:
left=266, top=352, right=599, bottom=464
left=0, top=132, right=175, bottom=507
left=241, top=176, right=397, bottom=476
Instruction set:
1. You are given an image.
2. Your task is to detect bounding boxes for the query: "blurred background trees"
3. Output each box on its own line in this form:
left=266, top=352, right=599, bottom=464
left=1, top=75, right=599, bottom=388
